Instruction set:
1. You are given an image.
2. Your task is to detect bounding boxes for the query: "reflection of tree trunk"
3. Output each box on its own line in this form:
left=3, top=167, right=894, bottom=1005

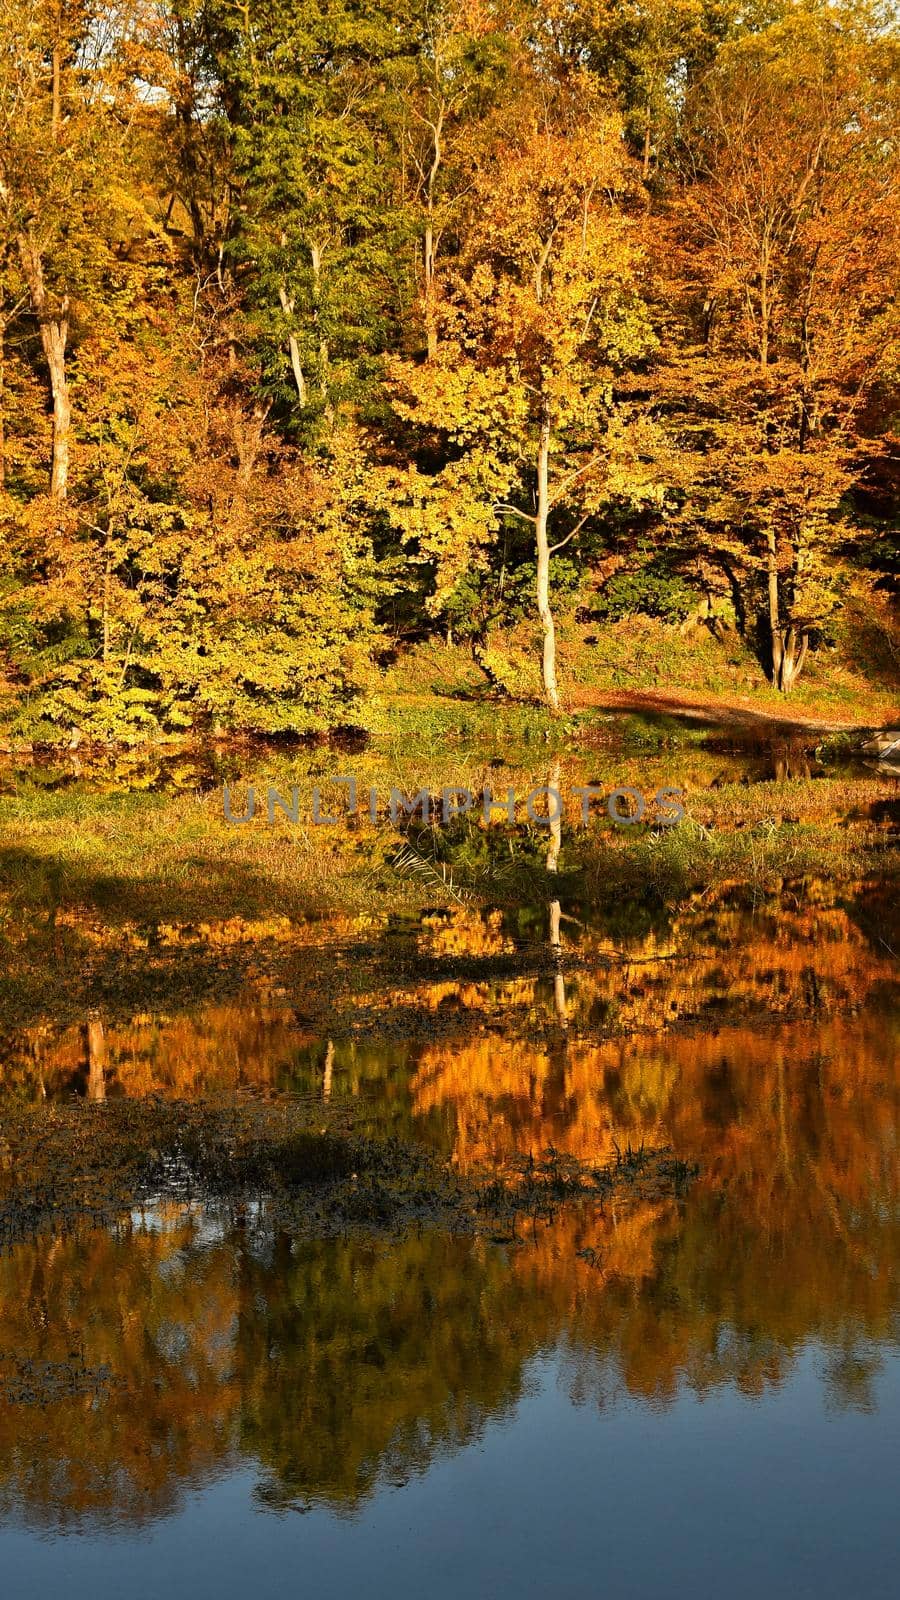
left=536, top=408, right=560, bottom=714
left=774, top=746, right=811, bottom=782
left=549, top=900, right=568, bottom=1030
left=546, top=760, right=562, bottom=874
left=86, top=1015, right=107, bottom=1102
left=323, top=1038, right=334, bottom=1101
left=27, top=1030, right=48, bottom=1101
left=546, top=762, right=567, bottom=1031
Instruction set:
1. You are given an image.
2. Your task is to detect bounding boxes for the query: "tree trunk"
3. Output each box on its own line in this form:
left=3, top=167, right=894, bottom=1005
left=277, top=281, right=307, bottom=406
left=766, top=527, right=783, bottom=686
left=18, top=234, right=70, bottom=499
left=536, top=409, right=561, bottom=714
left=310, top=241, right=333, bottom=423
left=766, top=529, right=808, bottom=692
left=778, top=628, right=809, bottom=693
left=545, top=761, right=567, bottom=1029
left=45, top=317, right=70, bottom=498
left=423, top=109, right=444, bottom=361
left=424, top=221, right=437, bottom=360
left=0, top=316, right=6, bottom=491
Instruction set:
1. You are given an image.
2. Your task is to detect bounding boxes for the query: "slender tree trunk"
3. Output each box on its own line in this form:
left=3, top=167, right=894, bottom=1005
left=277, top=282, right=307, bottom=406
left=423, top=109, right=444, bottom=361
left=536, top=408, right=560, bottom=714
left=424, top=222, right=437, bottom=360
left=18, top=233, right=70, bottom=499
left=45, top=316, right=69, bottom=498
left=310, top=241, right=333, bottom=423
left=0, top=316, right=6, bottom=491
left=767, top=527, right=783, bottom=686
left=766, top=530, right=808, bottom=692
left=546, top=761, right=567, bottom=1029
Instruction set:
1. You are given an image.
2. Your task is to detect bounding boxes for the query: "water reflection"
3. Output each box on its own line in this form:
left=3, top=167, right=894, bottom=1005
left=1, top=736, right=897, bottom=1544
left=1, top=1004, right=897, bottom=1528
left=0, top=931, right=897, bottom=1528
left=0, top=1208, right=240, bottom=1528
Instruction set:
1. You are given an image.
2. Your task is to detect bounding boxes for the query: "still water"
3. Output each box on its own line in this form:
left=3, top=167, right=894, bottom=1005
left=0, top=734, right=898, bottom=1597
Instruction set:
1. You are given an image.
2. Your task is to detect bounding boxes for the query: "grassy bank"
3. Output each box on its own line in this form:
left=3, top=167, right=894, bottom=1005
left=0, top=707, right=896, bottom=1032
left=378, top=619, right=899, bottom=731
left=2, top=615, right=897, bottom=759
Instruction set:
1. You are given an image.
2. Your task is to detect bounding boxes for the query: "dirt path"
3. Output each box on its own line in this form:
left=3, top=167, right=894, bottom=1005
left=572, top=687, right=893, bottom=736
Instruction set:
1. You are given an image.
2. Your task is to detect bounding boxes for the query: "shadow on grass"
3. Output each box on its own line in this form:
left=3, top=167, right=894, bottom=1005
left=0, top=842, right=334, bottom=928
left=577, top=689, right=880, bottom=737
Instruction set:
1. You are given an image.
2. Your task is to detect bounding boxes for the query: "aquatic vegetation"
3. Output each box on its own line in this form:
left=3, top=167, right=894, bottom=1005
left=0, top=1097, right=695, bottom=1255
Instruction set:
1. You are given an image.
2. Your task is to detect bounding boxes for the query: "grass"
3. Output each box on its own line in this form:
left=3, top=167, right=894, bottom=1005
left=0, top=709, right=896, bottom=1032
left=379, top=618, right=899, bottom=730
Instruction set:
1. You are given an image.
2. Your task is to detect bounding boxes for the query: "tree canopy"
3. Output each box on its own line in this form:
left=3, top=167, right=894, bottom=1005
left=0, top=0, right=896, bottom=739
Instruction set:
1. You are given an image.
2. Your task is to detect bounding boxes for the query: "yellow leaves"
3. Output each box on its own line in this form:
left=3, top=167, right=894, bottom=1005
left=388, top=349, right=528, bottom=445
left=372, top=452, right=504, bottom=614
left=377, top=115, right=660, bottom=615
left=469, top=115, right=633, bottom=259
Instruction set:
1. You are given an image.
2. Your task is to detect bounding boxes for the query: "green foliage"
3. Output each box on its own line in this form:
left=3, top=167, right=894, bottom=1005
left=588, top=563, right=698, bottom=624
left=0, top=0, right=896, bottom=738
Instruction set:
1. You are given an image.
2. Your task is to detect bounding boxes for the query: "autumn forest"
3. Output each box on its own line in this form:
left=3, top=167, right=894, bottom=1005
left=1, top=5, right=899, bottom=1587
left=0, top=0, right=897, bottom=744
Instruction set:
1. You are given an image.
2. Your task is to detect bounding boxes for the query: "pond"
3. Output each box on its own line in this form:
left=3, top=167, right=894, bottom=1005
left=0, top=717, right=898, bottom=1597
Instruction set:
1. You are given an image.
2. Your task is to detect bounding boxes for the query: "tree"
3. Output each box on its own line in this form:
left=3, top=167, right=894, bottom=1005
left=665, top=0, right=900, bottom=689
left=0, top=0, right=156, bottom=500
left=1, top=288, right=374, bottom=741
left=380, top=102, right=660, bottom=711
left=204, top=0, right=411, bottom=430
left=546, top=0, right=738, bottom=178
left=383, top=0, right=526, bottom=360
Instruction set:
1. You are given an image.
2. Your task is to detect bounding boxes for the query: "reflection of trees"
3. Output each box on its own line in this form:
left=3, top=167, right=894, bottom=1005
left=235, top=1231, right=547, bottom=1512
left=0, top=1211, right=240, bottom=1527
left=0, top=1001, right=316, bottom=1102
left=0, top=999, right=897, bottom=1530
left=411, top=1011, right=900, bottom=1408
left=1, top=882, right=892, bottom=1107
left=0, top=880, right=897, bottom=1529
